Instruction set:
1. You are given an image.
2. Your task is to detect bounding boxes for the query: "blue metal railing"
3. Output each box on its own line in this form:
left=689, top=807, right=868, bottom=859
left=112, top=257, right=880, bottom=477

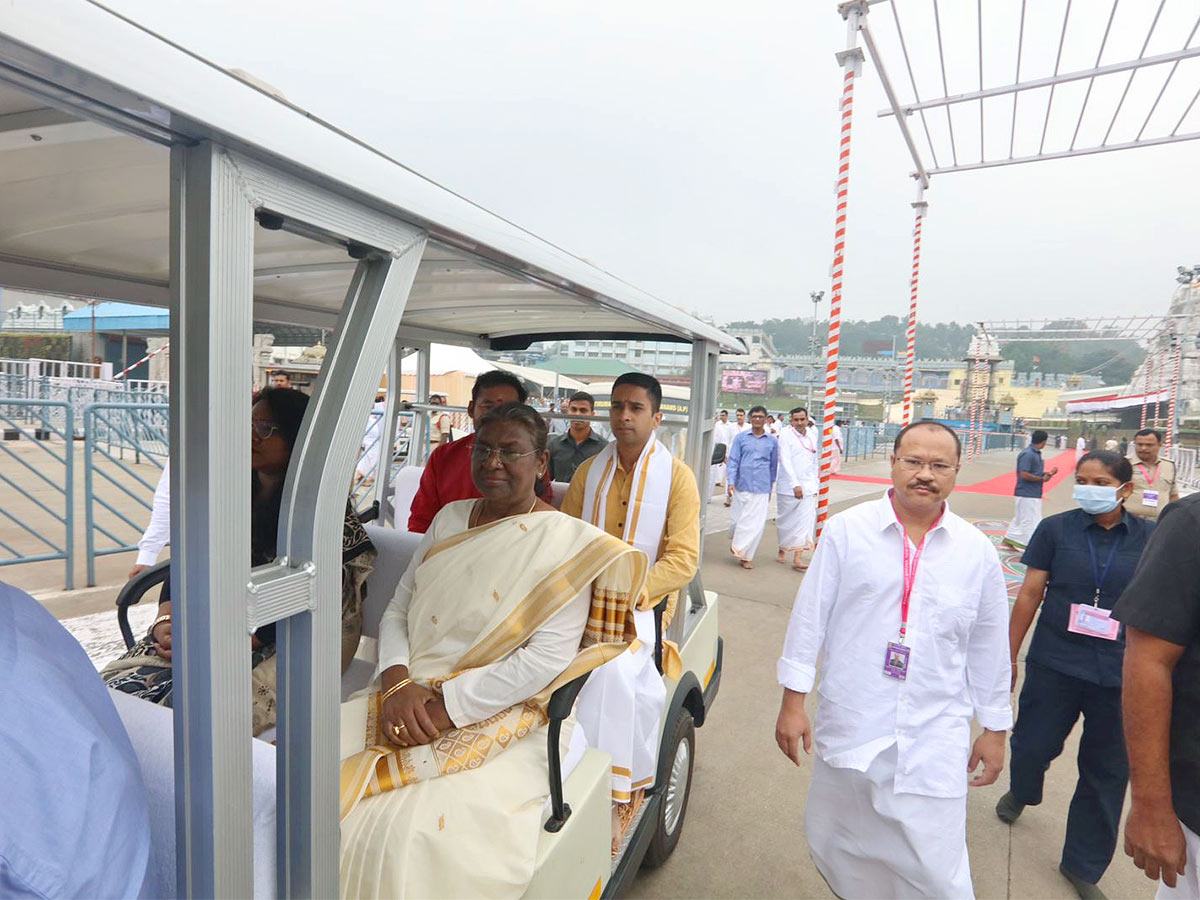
left=83, top=403, right=168, bottom=586
left=0, top=399, right=74, bottom=588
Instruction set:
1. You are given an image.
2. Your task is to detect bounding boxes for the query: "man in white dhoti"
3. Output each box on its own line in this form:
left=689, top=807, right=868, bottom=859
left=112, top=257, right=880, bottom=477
left=727, top=405, right=778, bottom=570
left=1002, top=430, right=1057, bottom=551
left=775, top=420, right=1012, bottom=899
left=776, top=406, right=819, bottom=571
left=562, top=372, right=700, bottom=850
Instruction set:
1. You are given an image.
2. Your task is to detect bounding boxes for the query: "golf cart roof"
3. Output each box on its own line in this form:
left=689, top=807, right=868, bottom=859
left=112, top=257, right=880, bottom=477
left=0, top=5, right=745, bottom=354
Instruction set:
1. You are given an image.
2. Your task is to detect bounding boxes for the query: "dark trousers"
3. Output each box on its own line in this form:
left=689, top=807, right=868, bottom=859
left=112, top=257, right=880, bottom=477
left=1009, top=660, right=1129, bottom=883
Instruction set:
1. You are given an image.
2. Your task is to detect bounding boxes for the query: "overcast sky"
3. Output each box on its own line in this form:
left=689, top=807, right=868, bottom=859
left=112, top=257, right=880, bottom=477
left=105, top=0, right=1200, bottom=328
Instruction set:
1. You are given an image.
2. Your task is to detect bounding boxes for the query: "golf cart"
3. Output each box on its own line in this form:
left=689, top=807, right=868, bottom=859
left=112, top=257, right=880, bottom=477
left=0, top=6, right=738, bottom=895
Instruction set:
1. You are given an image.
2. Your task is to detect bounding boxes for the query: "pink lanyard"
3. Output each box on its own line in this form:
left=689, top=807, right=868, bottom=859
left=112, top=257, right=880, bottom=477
left=794, top=428, right=814, bottom=452
left=893, top=499, right=944, bottom=644
left=1138, top=462, right=1159, bottom=485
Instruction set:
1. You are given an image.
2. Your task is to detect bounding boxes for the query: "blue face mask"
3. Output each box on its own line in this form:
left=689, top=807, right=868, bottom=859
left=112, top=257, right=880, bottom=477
left=1073, top=484, right=1121, bottom=514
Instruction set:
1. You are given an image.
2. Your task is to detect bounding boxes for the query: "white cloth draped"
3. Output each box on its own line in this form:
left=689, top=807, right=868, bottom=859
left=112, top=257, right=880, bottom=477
left=1004, top=496, right=1042, bottom=548
left=575, top=438, right=672, bottom=800
left=776, top=427, right=819, bottom=551
left=807, top=747, right=974, bottom=899
left=729, top=490, right=770, bottom=562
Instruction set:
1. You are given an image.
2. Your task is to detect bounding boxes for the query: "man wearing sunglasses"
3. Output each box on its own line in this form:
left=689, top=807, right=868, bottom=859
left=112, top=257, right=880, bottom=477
left=407, top=371, right=551, bottom=533
left=775, top=420, right=1011, bottom=899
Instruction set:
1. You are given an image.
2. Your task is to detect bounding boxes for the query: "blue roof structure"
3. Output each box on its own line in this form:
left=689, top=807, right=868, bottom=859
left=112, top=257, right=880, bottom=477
left=62, top=301, right=168, bottom=333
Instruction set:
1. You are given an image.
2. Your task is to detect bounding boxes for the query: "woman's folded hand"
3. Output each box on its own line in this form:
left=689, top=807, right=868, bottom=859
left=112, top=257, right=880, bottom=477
left=383, top=682, right=441, bottom=747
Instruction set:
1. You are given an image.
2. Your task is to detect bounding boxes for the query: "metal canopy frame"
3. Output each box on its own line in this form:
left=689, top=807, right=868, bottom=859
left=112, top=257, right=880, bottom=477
left=0, top=6, right=735, bottom=897
left=813, top=0, right=1199, bottom=534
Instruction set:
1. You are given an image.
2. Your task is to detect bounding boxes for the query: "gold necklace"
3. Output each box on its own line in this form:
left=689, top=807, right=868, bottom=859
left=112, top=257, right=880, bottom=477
left=474, top=496, right=538, bottom=527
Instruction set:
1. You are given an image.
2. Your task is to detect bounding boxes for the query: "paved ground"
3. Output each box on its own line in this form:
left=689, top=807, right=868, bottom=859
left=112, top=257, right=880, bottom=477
left=5, top=444, right=1161, bottom=897
left=633, top=451, right=1156, bottom=900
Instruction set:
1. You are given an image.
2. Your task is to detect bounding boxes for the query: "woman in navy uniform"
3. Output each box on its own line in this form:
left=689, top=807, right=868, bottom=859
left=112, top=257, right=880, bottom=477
left=999, top=450, right=1155, bottom=899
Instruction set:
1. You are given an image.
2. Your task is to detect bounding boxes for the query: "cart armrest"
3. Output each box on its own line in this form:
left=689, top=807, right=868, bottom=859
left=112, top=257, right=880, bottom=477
left=544, top=671, right=591, bottom=833
left=116, top=561, right=170, bottom=649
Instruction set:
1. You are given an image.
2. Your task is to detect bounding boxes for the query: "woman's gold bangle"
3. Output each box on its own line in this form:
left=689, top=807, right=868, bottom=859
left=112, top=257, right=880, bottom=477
left=149, top=614, right=171, bottom=636
left=381, top=678, right=413, bottom=704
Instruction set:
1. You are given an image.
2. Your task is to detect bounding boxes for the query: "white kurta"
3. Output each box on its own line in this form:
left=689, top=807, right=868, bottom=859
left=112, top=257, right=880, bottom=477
left=776, top=427, right=819, bottom=551
left=778, top=494, right=1012, bottom=899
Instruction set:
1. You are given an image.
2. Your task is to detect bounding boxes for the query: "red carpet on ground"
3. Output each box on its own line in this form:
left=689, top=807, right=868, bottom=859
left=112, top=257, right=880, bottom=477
left=958, top=449, right=1078, bottom=496
left=830, top=449, right=1080, bottom=495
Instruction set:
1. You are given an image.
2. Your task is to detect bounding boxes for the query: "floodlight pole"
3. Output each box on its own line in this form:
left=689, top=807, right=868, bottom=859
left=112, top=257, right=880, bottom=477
left=901, top=185, right=927, bottom=427
left=816, top=0, right=866, bottom=540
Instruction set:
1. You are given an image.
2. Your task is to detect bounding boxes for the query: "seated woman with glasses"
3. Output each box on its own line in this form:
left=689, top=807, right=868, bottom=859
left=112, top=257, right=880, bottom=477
left=102, top=388, right=377, bottom=736
left=340, top=403, right=647, bottom=899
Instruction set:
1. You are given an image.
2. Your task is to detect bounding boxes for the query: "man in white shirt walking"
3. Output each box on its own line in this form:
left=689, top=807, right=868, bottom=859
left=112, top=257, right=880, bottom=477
left=775, top=420, right=1012, bottom=899
left=775, top=406, right=819, bottom=570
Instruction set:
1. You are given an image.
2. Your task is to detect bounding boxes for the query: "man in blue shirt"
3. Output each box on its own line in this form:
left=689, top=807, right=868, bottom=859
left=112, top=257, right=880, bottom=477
left=1003, top=429, right=1058, bottom=551
left=726, top=405, right=778, bottom=569
left=0, top=582, right=151, bottom=898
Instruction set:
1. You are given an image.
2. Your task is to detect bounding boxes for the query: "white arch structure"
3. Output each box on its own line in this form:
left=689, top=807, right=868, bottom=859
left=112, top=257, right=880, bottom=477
left=815, top=0, right=1200, bottom=535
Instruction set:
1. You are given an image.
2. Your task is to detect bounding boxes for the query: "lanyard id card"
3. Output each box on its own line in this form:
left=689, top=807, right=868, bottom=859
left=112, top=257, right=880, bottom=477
left=883, top=642, right=911, bottom=679
left=882, top=497, right=944, bottom=681
left=1067, top=604, right=1120, bottom=640
left=1070, top=529, right=1123, bottom=641
left=1142, top=489, right=1159, bottom=508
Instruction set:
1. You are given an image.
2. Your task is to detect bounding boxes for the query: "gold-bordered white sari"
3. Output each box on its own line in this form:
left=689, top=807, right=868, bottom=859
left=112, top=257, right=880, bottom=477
left=339, top=501, right=646, bottom=899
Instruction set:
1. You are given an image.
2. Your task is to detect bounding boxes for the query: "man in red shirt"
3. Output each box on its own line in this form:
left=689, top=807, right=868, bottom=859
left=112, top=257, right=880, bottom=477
left=406, top=370, right=552, bottom=532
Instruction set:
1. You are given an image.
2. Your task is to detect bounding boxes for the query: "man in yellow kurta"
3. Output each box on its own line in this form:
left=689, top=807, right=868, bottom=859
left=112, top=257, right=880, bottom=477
left=561, top=371, right=700, bottom=845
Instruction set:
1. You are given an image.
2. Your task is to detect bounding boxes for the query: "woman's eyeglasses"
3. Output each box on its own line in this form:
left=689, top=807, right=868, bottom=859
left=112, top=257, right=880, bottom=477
left=251, top=420, right=279, bottom=440
left=470, top=445, right=537, bottom=465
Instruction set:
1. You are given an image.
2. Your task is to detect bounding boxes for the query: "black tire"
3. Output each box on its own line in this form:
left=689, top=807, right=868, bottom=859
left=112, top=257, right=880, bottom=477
left=641, top=711, right=695, bottom=869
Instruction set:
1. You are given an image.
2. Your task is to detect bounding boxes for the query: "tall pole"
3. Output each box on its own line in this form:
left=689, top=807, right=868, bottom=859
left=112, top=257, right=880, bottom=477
left=1166, top=335, right=1181, bottom=452
left=1140, top=347, right=1150, bottom=430
left=901, top=189, right=927, bottom=427
left=816, top=2, right=865, bottom=541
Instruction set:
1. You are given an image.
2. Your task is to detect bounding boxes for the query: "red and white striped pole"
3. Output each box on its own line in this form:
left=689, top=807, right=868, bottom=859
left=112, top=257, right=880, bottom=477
left=901, top=191, right=927, bottom=427
left=1153, top=350, right=1164, bottom=428
left=816, top=4, right=865, bottom=541
left=1166, top=337, right=1181, bottom=451
left=113, top=340, right=170, bottom=380
left=1140, top=350, right=1150, bottom=430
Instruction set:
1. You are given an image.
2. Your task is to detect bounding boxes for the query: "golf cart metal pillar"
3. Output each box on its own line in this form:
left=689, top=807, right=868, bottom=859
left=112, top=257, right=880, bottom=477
left=171, top=140, right=426, bottom=898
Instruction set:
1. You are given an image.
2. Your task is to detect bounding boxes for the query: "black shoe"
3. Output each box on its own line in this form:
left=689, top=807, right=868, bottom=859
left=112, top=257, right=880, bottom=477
left=995, top=791, right=1025, bottom=824
left=1059, top=864, right=1106, bottom=899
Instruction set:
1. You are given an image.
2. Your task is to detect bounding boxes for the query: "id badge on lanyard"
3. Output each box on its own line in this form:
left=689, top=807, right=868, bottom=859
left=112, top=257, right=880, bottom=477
left=1066, top=530, right=1123, bottom=642
left=883, top=505, right=942, bottom=681
left=1139, top=464, right=1160, bottom=508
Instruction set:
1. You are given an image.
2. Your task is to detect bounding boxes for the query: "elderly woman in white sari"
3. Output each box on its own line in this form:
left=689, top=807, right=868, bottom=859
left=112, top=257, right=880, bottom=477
left=340, top=403, right=648, bottom=899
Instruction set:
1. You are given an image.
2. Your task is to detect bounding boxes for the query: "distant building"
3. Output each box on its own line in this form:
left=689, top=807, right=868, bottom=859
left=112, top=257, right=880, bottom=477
left=533, top=357, right=650, bottom=384
left=536, top=338, right=691, bottom=377
left=1, top=297, right=76, bottom=331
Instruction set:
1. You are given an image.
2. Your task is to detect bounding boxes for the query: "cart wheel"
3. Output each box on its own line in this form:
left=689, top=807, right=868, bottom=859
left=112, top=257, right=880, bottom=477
left=642, top=711, right=695, bottom=869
